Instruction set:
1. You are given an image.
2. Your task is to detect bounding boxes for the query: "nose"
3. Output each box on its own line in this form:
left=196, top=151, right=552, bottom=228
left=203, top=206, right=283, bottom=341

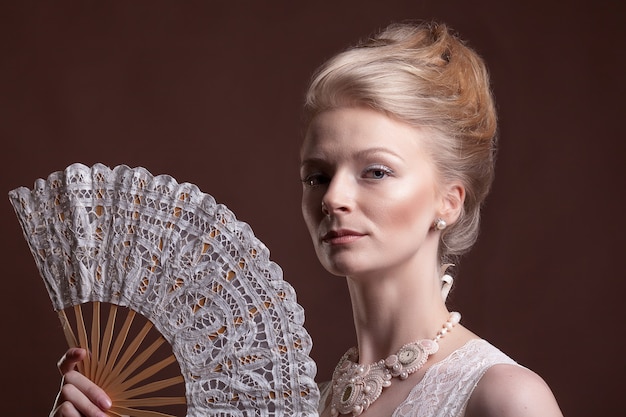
left=321, top=172, right=354, bottom=216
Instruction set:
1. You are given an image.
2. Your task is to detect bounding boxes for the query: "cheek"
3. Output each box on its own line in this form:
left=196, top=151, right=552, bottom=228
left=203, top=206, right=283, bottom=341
left=378, top=183, right=436, bottom=230
left=301, top=192, right=321, bottom=235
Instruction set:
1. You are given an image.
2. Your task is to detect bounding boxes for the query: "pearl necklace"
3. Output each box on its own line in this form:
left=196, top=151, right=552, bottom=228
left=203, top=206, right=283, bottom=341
left=329, top=312, right=461, bottom=417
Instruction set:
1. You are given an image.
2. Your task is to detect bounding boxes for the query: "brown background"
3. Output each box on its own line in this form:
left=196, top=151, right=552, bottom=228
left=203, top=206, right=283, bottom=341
left=1, top=1, right=624, bottom=415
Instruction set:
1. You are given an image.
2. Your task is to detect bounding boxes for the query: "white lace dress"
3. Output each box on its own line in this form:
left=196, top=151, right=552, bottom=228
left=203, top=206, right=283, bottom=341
left=318, top=339, right=518, bottom=417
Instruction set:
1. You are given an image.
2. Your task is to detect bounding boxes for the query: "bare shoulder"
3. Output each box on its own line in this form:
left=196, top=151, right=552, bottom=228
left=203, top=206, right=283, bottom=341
left=464, top=364, right=563, bottom=417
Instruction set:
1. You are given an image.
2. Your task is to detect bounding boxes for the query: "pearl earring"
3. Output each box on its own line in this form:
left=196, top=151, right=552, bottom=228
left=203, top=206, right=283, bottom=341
left=434, top=218, right=447, bottom=230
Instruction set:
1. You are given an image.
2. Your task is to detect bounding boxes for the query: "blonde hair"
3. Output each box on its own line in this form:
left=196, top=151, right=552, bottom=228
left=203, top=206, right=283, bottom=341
left=304, top=21, right=498, bottom=262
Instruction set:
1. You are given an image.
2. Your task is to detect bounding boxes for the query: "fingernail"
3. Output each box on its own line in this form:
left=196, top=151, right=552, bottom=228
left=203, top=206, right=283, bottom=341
left=101, top=397, right=112, bottom=409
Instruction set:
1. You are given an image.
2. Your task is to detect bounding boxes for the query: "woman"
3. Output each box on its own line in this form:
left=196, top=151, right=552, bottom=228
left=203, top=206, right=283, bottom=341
left=300, top=21, right=562, bottom=417
left=51, top=21, right=562, bottom=417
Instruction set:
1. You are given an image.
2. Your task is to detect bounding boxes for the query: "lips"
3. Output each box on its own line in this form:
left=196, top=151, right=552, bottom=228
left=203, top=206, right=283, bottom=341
left=321, top=229, right=365, bottom=245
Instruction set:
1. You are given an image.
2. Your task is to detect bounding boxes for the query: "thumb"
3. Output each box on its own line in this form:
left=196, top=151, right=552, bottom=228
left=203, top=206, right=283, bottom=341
left=57, top=348, right=87, bottom=375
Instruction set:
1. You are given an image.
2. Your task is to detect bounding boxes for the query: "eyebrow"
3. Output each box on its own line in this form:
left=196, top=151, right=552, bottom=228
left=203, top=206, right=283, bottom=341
left=300, top=147, right=405, bottom=167
left=354, top=147, right=404, bottom=160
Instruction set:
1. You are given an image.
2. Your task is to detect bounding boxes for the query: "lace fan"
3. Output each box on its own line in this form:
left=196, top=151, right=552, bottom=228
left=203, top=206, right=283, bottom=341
left=9, top=163, right=319, bottom=417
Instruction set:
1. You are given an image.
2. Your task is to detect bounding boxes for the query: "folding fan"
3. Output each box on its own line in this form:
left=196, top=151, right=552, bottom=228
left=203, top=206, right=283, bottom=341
left=9, top=163, right=319, bottom=417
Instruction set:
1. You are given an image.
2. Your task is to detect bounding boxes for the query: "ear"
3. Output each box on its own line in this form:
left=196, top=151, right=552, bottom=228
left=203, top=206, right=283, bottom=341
left=437, top=182, right=465, bottom=225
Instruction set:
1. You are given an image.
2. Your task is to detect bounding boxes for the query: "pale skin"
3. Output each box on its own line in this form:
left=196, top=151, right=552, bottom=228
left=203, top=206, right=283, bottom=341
left=51, top=106, right=562, bottom=416
left=52, top=348, right=111, bottom=417
left=300, top=106, right=563, bottom=417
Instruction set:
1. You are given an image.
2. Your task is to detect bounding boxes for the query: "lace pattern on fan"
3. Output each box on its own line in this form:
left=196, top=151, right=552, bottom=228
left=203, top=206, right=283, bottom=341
left=9, top=163, right=319, bottom=417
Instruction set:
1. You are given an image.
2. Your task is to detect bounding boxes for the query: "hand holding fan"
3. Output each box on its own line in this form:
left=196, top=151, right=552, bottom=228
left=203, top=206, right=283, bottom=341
left=9, top=163, right=319, bottom=417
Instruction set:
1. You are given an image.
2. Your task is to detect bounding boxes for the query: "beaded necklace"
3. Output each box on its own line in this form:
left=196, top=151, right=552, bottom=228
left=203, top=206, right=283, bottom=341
left=329, top=311, right=461, bottom=416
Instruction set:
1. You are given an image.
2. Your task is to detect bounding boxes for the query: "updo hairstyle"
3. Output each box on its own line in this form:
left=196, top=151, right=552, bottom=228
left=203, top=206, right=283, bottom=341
left=303, top=21, right=498, bottom=263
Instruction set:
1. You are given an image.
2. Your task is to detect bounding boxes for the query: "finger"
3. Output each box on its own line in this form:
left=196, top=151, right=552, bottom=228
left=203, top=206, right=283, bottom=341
left=57, top=348, right=86, bottom=375
left=50, top=400, right=84, bottom=417
left=54, top=383, right=110, bottom=417
left=63, top=371, right=112, bottom=412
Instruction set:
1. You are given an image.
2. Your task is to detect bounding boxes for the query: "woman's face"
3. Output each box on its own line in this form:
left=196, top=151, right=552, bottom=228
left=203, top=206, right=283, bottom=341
left=300, top=106, right=447, bottom=278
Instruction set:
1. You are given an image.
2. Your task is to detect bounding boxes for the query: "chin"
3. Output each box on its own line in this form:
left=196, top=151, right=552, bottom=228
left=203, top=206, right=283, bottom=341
left=318, top=256, right=368, bottom=278
left=315, top=245, right=376, bottom=277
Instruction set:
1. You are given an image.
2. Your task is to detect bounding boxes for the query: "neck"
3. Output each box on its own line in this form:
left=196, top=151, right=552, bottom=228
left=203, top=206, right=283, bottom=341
left=345, top=257, right=451, bottom=364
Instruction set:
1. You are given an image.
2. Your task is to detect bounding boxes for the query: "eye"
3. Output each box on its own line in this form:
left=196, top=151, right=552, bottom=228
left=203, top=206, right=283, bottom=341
left=301, top=173, right=330, bottom=187
left=363, top=165, right=393, bottom=180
